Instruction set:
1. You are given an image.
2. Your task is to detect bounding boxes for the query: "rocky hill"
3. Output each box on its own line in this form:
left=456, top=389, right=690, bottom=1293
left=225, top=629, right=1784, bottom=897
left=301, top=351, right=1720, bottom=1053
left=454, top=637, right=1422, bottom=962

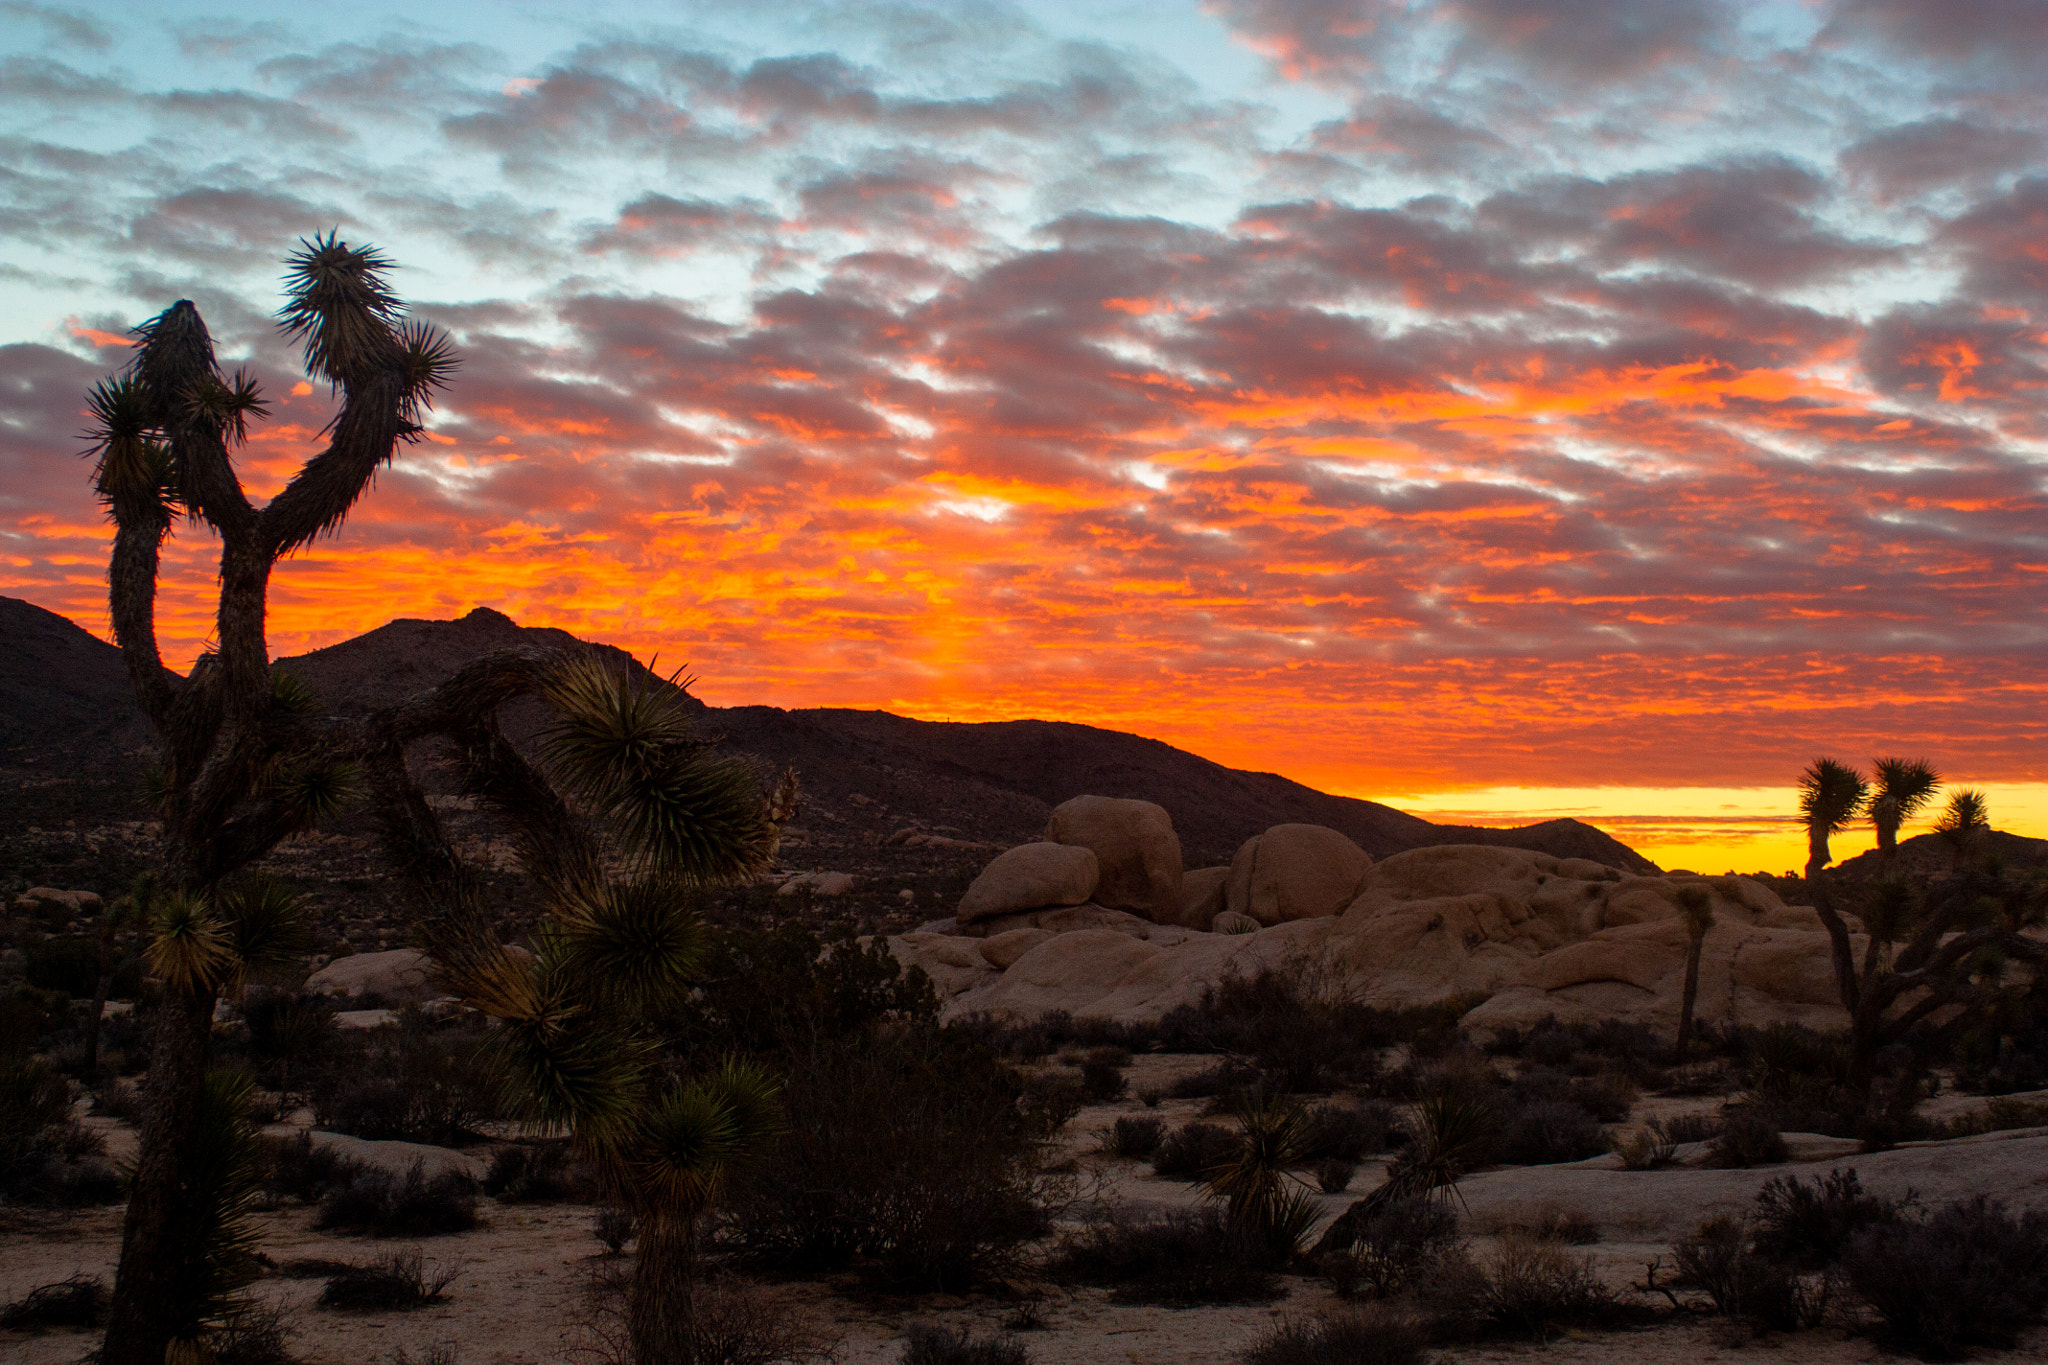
left=0, top=597, right=1660, bottom=923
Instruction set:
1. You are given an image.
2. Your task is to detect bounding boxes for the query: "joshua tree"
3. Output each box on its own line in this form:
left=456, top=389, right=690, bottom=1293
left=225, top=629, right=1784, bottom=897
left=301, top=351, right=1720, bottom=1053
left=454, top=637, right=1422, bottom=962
left=418, top=653, right=790, bottom=1363
left=1934, top=789, right=1991, bottom=870
left=1797, top=774, right=2046, bottom=1109
left=1798, top=757, right=1868, bottom=882
left=91, top=237, right=453, bottom=1365
left=1868, top=756, right=1941, bottom=864
left=1674, top=884, right=1716, bottom=1059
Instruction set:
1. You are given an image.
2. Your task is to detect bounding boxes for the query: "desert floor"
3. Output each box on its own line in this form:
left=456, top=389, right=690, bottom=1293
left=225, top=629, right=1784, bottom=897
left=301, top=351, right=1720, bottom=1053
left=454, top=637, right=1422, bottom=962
left=8, top=1054, right=2048, bottom=1365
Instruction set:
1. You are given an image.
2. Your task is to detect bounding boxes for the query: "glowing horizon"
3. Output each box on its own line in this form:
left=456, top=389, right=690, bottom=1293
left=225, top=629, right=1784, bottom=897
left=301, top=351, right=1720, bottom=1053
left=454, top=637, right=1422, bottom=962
left=3, top=1, right=2044, bottom=872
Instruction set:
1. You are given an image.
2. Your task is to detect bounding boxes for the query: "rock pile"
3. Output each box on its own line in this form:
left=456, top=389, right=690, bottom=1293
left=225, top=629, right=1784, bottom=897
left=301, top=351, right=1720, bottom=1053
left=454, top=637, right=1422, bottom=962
left=885, top=797, right=1865, bottom=1035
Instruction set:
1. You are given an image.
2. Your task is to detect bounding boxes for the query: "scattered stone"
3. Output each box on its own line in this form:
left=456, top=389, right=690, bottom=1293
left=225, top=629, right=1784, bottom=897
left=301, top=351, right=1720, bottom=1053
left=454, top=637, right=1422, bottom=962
left=16, top=887, right=102, bottom=915
left=778, top=871, right=858, bottom=897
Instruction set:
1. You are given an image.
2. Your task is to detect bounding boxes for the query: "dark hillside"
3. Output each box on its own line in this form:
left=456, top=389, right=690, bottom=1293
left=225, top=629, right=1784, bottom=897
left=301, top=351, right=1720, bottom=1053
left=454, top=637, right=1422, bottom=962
left=0, top=597, right=1658, bottom=914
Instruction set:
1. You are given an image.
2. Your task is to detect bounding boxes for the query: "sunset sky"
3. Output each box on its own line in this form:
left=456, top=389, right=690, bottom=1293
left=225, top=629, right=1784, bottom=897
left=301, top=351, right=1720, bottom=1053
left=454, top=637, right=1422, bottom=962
left=2, top=0, right=2044, bottom=872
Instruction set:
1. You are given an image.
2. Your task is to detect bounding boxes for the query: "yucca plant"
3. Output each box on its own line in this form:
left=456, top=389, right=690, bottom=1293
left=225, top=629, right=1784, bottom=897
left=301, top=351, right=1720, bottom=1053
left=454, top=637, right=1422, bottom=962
left=1197, top=1091, right=1320, bottom=1262
left=92, top=237, right=453, bottom=1365
left=423, top=655, right=790, bottom=1364
left=1309, top=1082, right=1500, bottom=1259
left=159, top=1070, right=267, bottom=1365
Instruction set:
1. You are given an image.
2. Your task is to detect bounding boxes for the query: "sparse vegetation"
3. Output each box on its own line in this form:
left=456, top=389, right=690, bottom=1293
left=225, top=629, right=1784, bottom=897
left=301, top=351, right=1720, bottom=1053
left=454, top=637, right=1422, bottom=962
left=315, top=1159, right=480, bottom=1238
left=1238, top=1303, right=1429, bottom=1365
left=1, top=1275, right=108, bottom=1329
left=317, top=1250, right=463, bottom=1311
left=1049, top=1207, right=1284, bottom=1305
left=1844, top=1196, right=2048, bottom=1358
left=899, top=1323, right=1030, bottom=1365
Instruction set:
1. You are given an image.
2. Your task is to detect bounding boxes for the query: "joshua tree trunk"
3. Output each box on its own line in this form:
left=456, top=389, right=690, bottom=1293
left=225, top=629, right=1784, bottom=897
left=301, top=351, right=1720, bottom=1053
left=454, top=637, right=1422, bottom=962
left=1675, top=937, right=1703, bottom=1059
left=101, top=984, right=218, bottom=1365
left=628, top=1212, right=700, bottom=1365
left=84, top=967, right=113, bottom=1079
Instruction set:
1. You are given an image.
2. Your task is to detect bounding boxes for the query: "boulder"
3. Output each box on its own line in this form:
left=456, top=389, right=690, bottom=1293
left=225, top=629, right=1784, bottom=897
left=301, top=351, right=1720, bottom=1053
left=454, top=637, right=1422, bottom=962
left=1045, top=795, right=1182, bottom=923
left=1173, top=866, right=1230, bottom=931
left=1212, top=910, right=1261, bottom=934
left=17, top=887, right=102, bottom=915
left=304, top=948, right=436, bottom=1003
left=1227, top=824, right=1371, bottom=925
left=957, top=843, right=1100, bottom=924
left=980, top=928, right=1054, bottom=970
left=779, top=871, right=857, bottom=897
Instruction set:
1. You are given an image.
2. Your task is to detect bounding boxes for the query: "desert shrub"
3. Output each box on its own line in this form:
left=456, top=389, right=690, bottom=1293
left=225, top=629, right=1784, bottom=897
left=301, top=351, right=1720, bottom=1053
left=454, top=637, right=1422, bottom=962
left=91, top=1075, right=145, bottom=1123
left=1301, top=1101, right=1400, bottom=1162
left=594, top=1207, right=636, bottom=1253
left=1751, top=1168, right=1904, bottom=1271
left=1171, top=1058, right=1263, bottom=1103
left=1708, top=1110, right=1788, bottom=1167
left=1077, top=1058, right=1127, bottom=1103
left=208, top=1303, right=298, bottom=1365
left=1509, top=1065, right=1635, bottom=1123
left=1049, top=1206, right=1283, bottom=1304
left=482, top=1142, right=596, bottom=1203
left=1649, top=1112, right=1721, bottom=1145
left=1314, top=1159, right=1356, bottom=1193
left=318, top=1250, right=462, bottom=1311
left=899, top=1324, right=1028, bottom=1365
left=1105, top=1116, right=1164, bottom=1158
left=0, top=1051, right=116, bottom=1205
left=1609, top=1126, right=1676, bottom=1170
left=1671, top=1217, right=1817, bottom=1333
left=24, top=935, right=101, bottom=997
left=241, top=992, right=337, bottom=1098
left=1150, top=1121, right=1238, bottom=1179
left=1521, top=1208, right=1600, bottom=1245
left=1238, top=1304, right=1429, bottom=1365
left=1, top=1274, right=107, bottom=1329
left=1154, top=967, right=1393, bottom=1093
left=255, top=1131, right=370, bottom=1205
left=1843, top=1196, right=2048, bottom=1358
left=671, top=921, right=940, bottom=1060
left=1324, top=1196, right=1461, bottom=1300
left=1944, top=1096, right=2048, bottom=1137
left=315, top=1160, right=479, bottom=1237
left=722, top=1026, right=1051, bottom=1292
left=1498, top=1099, right=1606, bottom=1166
left=307, top=1012, right=499, bottom=1145
left=576, top=1262, right=833, bottom=1365
left=1422, top=1235, right=1632, bottom=1339
left=0, top=983, right=70, bottom=1049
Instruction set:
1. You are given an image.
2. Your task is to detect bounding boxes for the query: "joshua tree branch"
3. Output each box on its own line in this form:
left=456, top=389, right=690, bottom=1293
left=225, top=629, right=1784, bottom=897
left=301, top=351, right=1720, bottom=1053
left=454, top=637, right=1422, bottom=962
left=257, top=369, right=410, bottom=559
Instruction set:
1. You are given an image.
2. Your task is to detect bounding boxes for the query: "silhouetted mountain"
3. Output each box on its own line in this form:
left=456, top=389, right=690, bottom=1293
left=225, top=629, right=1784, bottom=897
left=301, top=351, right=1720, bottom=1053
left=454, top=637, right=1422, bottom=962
left=2, top=598, right=1658, bottom=890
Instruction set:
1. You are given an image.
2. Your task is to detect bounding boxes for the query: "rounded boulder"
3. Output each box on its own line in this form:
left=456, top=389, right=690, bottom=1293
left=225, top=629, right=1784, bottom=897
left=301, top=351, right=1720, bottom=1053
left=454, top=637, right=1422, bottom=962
left=1045, top=795, right=1183, bottom=924
left=1227, top=823, right=1372, bottom=925
left=958, top=842, right=1100, bottom=924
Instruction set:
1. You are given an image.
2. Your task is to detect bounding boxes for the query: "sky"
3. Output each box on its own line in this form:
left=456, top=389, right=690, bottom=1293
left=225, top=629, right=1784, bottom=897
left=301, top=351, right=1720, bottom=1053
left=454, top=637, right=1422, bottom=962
left=1, top=0, right=2044, bottom=873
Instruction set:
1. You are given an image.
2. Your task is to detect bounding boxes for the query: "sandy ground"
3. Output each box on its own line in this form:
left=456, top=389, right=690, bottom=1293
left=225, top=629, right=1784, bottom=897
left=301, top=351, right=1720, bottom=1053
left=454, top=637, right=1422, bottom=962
left=8, top=1056, right=2048, bottom=1365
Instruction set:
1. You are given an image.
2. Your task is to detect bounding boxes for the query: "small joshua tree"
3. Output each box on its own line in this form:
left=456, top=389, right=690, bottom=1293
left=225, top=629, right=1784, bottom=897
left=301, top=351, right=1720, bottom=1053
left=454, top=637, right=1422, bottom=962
left=1934, top=789, right=1991, bottom=871
left=90, top=237, right=454, bottom=1365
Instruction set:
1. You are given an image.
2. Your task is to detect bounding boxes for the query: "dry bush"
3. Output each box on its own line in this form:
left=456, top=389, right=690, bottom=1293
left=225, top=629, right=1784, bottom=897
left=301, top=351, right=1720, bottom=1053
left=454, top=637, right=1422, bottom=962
left=1708, top=1110, right=1788, bottom=1168
left=1, top=1275, right=107, bottom=1329
left=314, top=1159, right=479, bottom=1237
left=1844, top=1196, right=2048, bottom=1358
left=1048, top=1207, right=1284, bottom=1305
left=900, top=1323, right=1029, bottom=1365
left=1420, top=1235, right=1634, bottom=1339
left=317, top=1250, right=463, bottom=1311
left=574, top=1262, right=835, bottom=1365
left=1751, top=1168, right=1904, bottom=1270
left=1149, top=1121, right=1238, bottom=1179
left=1322, top=1196, right=1459, bottom=1300
left=1238, top=1303, right=1429, bottom=1365
left=1672, top=1216, right=1820, bottom=1333
left=1103, top=1116, right=1163, bottom=1158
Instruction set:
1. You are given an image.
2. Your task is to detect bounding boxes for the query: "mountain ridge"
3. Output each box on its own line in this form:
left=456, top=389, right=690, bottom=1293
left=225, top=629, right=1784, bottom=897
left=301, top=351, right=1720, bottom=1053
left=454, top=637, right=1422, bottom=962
left=2, top=596, right=1658, bottom=877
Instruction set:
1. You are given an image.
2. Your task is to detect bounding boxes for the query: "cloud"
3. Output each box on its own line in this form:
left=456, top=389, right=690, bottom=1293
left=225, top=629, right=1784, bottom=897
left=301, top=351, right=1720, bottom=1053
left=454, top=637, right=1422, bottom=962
left=0, top=2, right=109, bottom=51
left=1840, top=118, right=2043, bottom=203
left=1447, top=0, right=1733, bottom=82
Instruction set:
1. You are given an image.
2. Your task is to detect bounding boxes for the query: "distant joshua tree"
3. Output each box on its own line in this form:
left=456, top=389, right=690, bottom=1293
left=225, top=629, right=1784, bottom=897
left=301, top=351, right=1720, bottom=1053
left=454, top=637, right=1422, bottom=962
left=1793, top=765, right=2045, bottom=1108
left=1934, top=789, right=1991, bottom=870
left=1797, top=757, right=1868, bottom=882
left=1867, top=757, right=1942, bottom=865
